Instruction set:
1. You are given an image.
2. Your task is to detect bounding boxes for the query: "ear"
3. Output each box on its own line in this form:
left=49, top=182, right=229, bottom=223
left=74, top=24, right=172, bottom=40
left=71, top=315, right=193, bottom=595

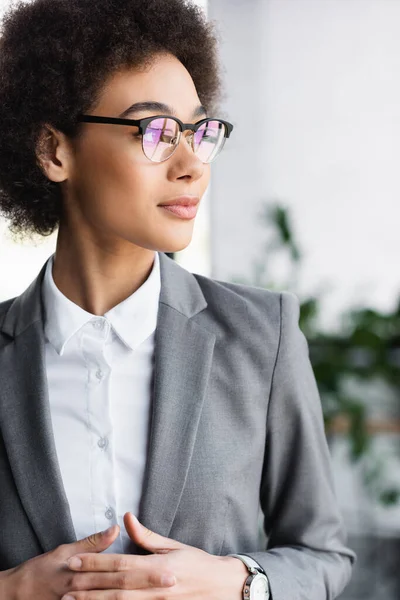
left=35, top=124, right=70, bottom=183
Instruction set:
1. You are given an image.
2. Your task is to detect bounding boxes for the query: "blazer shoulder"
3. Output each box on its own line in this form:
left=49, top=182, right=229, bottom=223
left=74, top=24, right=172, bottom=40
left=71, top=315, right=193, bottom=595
left=193, top=271, right=299, bottom=307
left=192, top=272, right=300, bottom=331
left=0, top=297, right=16, bottom=344
left=0, top=297, right=15, bottom=319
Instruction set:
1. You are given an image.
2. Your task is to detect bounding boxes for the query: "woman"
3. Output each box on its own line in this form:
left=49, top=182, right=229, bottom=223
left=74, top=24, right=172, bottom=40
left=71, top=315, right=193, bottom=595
left=0, top=1, right=355, bottom=599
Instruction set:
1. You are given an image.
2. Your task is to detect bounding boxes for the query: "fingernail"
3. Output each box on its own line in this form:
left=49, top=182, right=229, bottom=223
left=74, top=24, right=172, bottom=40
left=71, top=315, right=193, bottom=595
left=67, top=557, right=82, bottom=569
left=63, top=596, right=76, bottom=600
left=101, top=525, right=115, bottom=535
left=161, top=574, right=176, bottom=586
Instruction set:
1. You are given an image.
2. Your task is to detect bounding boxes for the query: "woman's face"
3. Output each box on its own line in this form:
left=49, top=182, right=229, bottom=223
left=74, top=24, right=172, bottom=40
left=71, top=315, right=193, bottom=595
left=61, top=52, right=211, bottom=254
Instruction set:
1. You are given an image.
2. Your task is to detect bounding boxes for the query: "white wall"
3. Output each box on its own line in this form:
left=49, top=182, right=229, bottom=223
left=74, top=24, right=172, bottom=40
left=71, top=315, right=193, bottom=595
left=209, top=0, right=400, bottom=330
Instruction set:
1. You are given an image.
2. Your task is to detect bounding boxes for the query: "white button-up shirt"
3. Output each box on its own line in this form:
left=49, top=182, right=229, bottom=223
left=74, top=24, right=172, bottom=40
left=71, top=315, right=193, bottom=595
left=41, top=251, right=161, bottom=553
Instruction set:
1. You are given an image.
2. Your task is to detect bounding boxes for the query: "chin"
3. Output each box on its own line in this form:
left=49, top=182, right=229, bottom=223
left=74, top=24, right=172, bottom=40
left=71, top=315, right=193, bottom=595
left=153, top=229, right=194, bottom=254
left=163, top=240, right=192, bottom=254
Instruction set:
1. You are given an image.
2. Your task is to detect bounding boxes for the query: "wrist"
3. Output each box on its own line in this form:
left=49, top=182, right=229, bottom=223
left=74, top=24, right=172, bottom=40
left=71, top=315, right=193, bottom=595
left=219, top=556, right=249, bottom=598
left=222, top=555, right=249, bottom=573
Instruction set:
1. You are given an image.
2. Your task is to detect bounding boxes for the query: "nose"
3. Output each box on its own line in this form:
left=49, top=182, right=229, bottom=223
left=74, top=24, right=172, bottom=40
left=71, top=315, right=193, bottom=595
left=166, top=127, right=205, bottom=182
left=176, top=129, right=195, bottom=151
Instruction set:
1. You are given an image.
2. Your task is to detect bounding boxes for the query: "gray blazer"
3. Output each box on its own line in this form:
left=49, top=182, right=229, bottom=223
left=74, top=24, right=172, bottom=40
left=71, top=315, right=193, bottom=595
left=0, top=251, right=355, bottom=599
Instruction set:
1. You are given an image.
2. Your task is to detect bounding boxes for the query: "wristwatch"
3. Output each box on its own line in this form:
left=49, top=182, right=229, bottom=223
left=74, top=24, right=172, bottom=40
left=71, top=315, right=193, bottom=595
left=228, top=554, right=270, bottom=600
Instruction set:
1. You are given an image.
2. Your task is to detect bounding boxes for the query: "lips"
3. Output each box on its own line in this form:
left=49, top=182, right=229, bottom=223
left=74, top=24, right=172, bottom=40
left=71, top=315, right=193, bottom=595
left=159, top=204, right=198, bottom=219
left=158, top=195, right=199, bottom=220
left=158, top=195, right=199, bottom=207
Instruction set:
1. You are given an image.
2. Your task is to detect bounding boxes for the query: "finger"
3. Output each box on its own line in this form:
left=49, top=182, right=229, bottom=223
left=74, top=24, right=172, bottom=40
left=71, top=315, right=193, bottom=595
left=64, top=568, right=177, bottom=593
left=62, top=586, right=174, bottom=600
left=68, top=525, right=120, bottom=561
left=67, top=552, right=140, bottom=573
left=66, top=552, right=177, bottom=589
left=67, top=552, right=175, bottom=582
left=124, top=512, right=183, bottom=553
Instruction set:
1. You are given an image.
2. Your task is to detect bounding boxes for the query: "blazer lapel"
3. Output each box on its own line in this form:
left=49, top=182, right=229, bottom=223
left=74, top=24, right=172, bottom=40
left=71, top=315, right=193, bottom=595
left=137, top=252, right=216, bottom=538
left=0, top=252, right=215, bottom=552
left=0, top=261, right=77, bottom=553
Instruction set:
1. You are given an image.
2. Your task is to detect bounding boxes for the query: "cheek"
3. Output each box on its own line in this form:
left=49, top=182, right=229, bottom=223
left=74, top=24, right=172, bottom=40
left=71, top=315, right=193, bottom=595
left=74, top=137, right=160, bottom=206
left=80, top=137, right=141, bottom=184
left=199, top=165, right=211, bottom=194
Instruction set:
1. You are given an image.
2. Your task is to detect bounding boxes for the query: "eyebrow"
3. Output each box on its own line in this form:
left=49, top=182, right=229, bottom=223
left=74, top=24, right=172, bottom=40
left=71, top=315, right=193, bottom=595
left=118, top=101, right=207, bottom=120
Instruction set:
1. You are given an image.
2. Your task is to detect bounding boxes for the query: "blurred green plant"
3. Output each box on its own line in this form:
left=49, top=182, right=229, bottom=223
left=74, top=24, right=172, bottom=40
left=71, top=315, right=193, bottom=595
left=231, top=202, right=400, bottom=506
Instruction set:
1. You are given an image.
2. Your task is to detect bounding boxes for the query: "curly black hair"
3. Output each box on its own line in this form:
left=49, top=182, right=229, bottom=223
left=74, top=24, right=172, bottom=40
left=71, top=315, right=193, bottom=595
left=0, top=0, right=224, bottom=238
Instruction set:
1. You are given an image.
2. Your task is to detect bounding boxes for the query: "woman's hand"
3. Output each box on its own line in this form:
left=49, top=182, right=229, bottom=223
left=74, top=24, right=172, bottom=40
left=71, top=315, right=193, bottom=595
left=1, top=525, right=126, bottom=600
left=61, top=512, right=248, bottom=600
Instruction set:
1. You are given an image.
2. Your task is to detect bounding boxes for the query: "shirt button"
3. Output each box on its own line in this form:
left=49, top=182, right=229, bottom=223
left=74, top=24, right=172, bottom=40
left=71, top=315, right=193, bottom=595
left=92, top=319, right=105, bottom=330
left=105, top=507, right=114, bottom=520
left=98, top=437, right=108, bottom=449
left=96, top=369, right=103, bottom=380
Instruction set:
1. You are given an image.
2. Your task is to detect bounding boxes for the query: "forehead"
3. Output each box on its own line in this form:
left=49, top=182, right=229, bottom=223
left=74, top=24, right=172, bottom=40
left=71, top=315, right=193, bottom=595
left=93, top=53, right=202, bottom=120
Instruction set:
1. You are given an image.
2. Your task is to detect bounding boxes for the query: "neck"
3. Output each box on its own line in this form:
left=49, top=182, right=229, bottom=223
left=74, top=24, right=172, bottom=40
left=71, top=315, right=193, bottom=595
left=52, top=224, right=156, bottom=315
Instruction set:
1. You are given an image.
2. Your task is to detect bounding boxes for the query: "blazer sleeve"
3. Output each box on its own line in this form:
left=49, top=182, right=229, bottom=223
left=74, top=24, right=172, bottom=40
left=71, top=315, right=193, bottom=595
left=245, top=291, right=356, bottom=600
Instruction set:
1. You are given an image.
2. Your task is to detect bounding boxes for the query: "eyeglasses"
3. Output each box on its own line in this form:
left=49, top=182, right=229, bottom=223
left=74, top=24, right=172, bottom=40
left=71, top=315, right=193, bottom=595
left=76, top=114, right=234, bottom=163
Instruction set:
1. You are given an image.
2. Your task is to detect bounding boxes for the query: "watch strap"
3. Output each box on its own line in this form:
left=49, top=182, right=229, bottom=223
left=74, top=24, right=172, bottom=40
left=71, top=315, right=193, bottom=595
left=228, top=553, right=267, bottom=576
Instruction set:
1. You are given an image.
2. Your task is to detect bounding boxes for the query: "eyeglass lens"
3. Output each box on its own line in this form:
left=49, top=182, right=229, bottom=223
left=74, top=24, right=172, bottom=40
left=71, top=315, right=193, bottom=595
left=142, top=117, right=227, bottom=163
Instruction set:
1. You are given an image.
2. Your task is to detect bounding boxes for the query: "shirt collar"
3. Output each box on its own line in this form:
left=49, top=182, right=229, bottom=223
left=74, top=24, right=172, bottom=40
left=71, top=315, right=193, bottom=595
left=42, top=251, right=161, bottom=356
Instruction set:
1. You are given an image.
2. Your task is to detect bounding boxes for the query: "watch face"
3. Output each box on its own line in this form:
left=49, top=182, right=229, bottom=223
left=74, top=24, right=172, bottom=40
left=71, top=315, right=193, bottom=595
left=250, top=573, right=269, bottom=600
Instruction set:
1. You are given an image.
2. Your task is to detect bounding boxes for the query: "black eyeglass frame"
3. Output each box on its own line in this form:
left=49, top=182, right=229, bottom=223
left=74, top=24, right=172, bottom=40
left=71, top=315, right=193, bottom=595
left=77, top=114, right=234, bottom=136
left=76, top=114, right=234, bottom=162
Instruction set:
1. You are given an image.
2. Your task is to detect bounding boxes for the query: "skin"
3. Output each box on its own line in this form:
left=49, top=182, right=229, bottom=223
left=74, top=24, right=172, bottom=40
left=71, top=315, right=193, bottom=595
left=37, top=52, right=211, bottom=315
left=63, top=514, right=249, bottom=600
left=2, top=52, right=249, bottom=599
left=0, top=513, right=248, bottom=600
